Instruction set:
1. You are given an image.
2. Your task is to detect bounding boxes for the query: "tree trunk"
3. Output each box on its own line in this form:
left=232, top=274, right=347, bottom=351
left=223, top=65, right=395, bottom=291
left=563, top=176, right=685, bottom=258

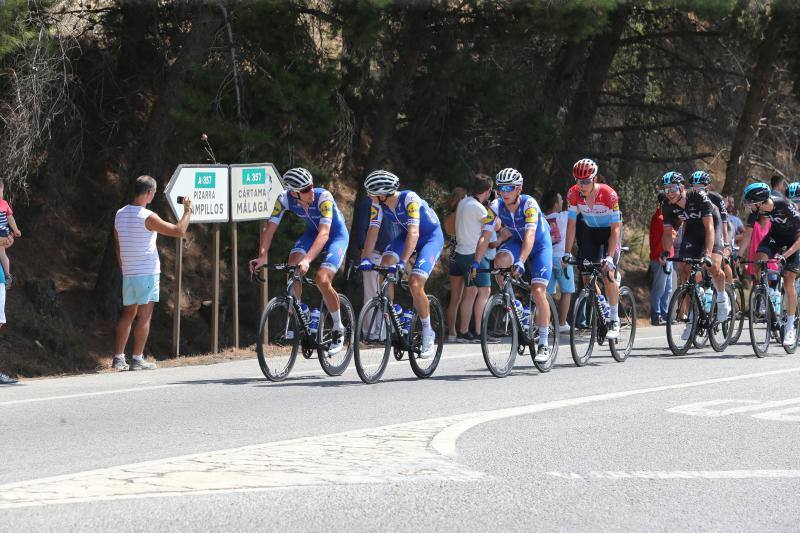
left=518, top=39, right=589, bottom=192
left=721, top=14, right=786, bottom=197
left=549, top=5, right=630, bottom=190
left=93, top=6, right=221, bottom=320
left=344, top=2, right=432, bottom=266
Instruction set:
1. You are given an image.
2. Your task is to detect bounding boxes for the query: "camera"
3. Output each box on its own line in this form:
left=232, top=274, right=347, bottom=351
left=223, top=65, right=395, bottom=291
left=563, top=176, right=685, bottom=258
left=177, top=196, right=185, bottom=204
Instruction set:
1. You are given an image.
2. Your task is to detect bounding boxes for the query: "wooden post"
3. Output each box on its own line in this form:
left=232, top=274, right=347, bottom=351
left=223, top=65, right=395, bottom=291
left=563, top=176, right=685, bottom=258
left=212, top=223, right=220, bottom=353
left=231, top=221, right=239, bottom=352
left=259, top=220, right=268, bottom=309
left=172, top=237, right=183, bottom=357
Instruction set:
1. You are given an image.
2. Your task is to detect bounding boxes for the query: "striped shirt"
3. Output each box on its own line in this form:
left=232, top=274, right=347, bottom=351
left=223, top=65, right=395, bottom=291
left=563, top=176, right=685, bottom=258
left=0, top=199, right=12, bottom=237
left=115, top=205, right=160, bottom=276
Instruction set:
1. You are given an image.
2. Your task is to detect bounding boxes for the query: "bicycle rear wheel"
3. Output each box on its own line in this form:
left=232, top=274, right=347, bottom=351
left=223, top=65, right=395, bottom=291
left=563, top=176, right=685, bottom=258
left=409, top=296, right=445, bottom=379
left=481, top=294, right=518, bottom=377
left=570, top=291, right=596, bottom=366
left=730, top=280, right=745, bottom=345
left=354, top=297, right=392, bottom=383
left=710, top=285, right=736, bottom=352
left=317, top=294, right=355, bottom=376
left=529, top=292, right=559, bottom=372
left=666, top=286, right=696, bottom=356
left=256, top=297, right=300, bottom=381
left=748, top=285, right=771, bottom=357
left=609, top=286, right=637, bottom=362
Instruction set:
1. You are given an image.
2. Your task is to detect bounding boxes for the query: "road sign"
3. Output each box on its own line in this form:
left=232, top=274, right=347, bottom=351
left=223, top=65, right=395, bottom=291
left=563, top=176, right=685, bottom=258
left=229, top=163, right=284, bottom=222
left=165, top=164, right=230, bottom=223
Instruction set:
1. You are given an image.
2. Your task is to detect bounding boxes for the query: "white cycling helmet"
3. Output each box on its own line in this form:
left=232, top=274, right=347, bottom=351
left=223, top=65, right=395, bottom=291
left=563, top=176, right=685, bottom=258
left=282, top=167, right=313, bottom=191
left=364, top=170, right=400, bottom=196
left=495, top=168, right=523, bottom=186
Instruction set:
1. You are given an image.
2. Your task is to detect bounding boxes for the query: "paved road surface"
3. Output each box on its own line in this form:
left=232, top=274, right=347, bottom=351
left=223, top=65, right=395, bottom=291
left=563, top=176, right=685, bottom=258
left=2, top=327, right=800, bottom=531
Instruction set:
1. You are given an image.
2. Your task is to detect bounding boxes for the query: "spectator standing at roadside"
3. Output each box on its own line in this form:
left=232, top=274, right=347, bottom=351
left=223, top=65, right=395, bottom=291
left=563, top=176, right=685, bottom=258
left=771, top=175, right=787, bottom=199
left=444, top=187, right=467, bottom=341
left=725, top=195, right=745, bottom=251
left=453, top=176, right=494, bottom=342
left=0, top=238, right=16, bottom=384
left=542, top=190, right=573, bottom=333
left=649, top=194, right=673, bottom=325
left=112, top=175, right=192, bottom=371
left=0, top=179, right=21, bottom=287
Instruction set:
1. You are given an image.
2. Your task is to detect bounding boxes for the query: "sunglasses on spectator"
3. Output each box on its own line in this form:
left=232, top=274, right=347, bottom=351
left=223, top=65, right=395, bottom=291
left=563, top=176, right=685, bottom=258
left=498, top=185, right=517, bottom=193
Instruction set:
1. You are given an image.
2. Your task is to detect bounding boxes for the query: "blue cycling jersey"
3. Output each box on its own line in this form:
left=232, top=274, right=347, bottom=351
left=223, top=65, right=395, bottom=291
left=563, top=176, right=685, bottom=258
left=269, top=188, right=348, bottom=239
left=482, top=194, right=551, bottom=249
left=368, top=190, right=441, bottom=238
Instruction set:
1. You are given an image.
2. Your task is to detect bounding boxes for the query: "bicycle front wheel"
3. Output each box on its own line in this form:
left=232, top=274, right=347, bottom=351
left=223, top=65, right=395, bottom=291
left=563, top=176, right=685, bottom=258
left=317, top=294, right=355, bottom=376
left=749, top=285, right=771, bottom=358
left=256, top=297, right=300, bottom=381
left=354, top=297, right=392, bottom=383
left=409, top=296, right=445, bottom=379
left=666, top=286, right=696, bottom=356
left=730, top=280, right=745, bottom=345
left=530, top=292, right=559, bottom=372
left=609, top=286, right=637, bottom=362
left=710, top=285, right=736, bottom=352
left=570, top=291, right=596, bottom=367
left=481, top=294, right=518, bottom=377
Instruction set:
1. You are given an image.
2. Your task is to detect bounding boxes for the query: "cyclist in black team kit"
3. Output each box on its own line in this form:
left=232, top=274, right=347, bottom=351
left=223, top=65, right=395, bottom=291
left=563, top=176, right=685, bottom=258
left=658, top=171, right=730, bottom=327
left=738, top=182, right=800, bottom=347
left=690, top=170, right=733, bottom=283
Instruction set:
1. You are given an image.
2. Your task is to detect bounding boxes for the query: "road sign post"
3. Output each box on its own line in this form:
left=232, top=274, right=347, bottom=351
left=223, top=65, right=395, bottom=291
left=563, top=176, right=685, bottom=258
left=165, top=164, right=230, bottom=356
left=229, top=163, right=284, bottom=349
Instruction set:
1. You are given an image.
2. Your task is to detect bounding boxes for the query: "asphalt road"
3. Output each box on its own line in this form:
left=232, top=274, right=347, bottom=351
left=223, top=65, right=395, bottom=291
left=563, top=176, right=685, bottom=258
left=2, top=326, right=800, bottom=532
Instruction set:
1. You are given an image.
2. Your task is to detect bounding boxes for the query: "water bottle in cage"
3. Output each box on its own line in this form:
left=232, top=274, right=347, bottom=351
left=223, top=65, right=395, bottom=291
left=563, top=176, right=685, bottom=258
left=310, top=308, right=320, bottom=336
left=597, top=295, right=610, bottom=320
left=402, top=309, right=413, bottom=336
left=703, top=287, right=713, bottom=313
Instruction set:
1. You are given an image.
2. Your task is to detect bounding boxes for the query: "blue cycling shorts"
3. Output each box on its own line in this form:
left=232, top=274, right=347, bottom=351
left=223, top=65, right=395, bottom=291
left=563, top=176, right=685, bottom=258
left=383, top=226, right=445, bottom=279
left=496, top=239, right=552, bottom=285
left=290, top=228, right=348, bottom=273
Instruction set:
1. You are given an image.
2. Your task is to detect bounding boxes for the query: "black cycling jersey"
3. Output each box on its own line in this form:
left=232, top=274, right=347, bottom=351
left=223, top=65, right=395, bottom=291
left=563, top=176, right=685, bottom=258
left=746, top=197, right=800, bottom=240
left=662, top=190, right=720, bottom=228
left=706, top=191, right=728, bottom=224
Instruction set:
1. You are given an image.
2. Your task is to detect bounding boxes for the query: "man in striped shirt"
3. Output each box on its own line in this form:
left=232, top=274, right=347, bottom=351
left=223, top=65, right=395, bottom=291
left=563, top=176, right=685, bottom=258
left=112, top=175, right=192, bottom=371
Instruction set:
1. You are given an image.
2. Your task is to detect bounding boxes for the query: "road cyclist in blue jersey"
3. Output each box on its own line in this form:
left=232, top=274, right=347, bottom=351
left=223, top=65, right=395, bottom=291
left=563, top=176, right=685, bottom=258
left=472, top=168, right=553, bottom=362
left=249, top=168, right=350, bottom=355
left=358, top=170, right=446, bottom=359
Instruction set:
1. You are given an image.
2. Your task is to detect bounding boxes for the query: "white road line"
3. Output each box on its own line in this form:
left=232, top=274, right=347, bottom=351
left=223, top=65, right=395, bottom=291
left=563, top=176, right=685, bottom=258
left=2, top=364, right=799, bottom=508
left=0, top=333, right=671, bottom=407
left=430, top=366, right=800, bottom=458
left=0, top=385, right=184, bottom=406
left=547, top=470, right=800, bottom=480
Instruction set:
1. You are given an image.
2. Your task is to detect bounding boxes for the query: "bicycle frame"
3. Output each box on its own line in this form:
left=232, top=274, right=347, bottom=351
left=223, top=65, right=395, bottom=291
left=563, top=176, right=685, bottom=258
left=570, top=260, right=612, bottom=341
left=255, top=264, right=317, bottom=346
left=370, top=265, right=414, bottom=351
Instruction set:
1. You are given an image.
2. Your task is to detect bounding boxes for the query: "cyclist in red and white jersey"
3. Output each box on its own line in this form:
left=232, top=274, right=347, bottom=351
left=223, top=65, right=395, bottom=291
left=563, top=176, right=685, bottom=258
left=562, top=159, right=622, bottom=339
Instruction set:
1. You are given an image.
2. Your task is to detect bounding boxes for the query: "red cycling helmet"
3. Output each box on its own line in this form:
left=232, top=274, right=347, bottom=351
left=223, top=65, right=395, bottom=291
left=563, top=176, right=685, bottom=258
left=572, top=158, right=598, bottom=182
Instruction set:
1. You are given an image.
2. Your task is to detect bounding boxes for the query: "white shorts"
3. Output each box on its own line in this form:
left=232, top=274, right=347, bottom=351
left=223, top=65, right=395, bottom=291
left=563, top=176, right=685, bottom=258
left=0, top=283, right=6, bottom=324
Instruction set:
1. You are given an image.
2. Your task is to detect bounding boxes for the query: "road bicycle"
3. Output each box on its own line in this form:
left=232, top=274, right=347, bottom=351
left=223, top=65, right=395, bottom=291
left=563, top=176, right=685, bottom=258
left=665, top=257, right=735, bottom=356
left=726, top=254, right=747, bottom=345
left=567, top=254, right=637, bottom=366
left=739, top=257, right=798, bottom=357
left=254, top=264, right=355, bottom=381
left=478, top=267, right=559, bottom=377
left=354, top=265, right=444, bottom=384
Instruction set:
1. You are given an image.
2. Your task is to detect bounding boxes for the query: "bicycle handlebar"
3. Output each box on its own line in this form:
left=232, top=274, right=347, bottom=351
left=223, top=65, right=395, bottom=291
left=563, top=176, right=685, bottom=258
left=252, top=263, right=314, bottom=284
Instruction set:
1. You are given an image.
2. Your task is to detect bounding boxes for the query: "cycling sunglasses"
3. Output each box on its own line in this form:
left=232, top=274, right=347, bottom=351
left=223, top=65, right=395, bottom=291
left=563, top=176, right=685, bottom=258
left=659, top=185, right=681, bottom=195
left=497, top=185, right=517, bottom=193
left=290, top=185, right=313, bottom=197
left=574, top=177, right=594, bottom=185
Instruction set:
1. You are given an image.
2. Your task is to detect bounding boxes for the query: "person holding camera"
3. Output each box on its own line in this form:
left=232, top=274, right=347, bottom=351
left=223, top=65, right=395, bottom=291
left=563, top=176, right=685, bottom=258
left=112, top=175, right=192, bottom=371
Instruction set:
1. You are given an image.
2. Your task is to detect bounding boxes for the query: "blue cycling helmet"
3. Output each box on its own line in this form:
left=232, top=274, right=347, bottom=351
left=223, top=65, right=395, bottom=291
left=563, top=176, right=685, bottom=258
left=690, top=170, right=711, bottom=186
left=660, top=171, right=684, bottom=186
left=787, top=182, right=800, bottom=201
left=743, top=182, right=771, bottom=204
